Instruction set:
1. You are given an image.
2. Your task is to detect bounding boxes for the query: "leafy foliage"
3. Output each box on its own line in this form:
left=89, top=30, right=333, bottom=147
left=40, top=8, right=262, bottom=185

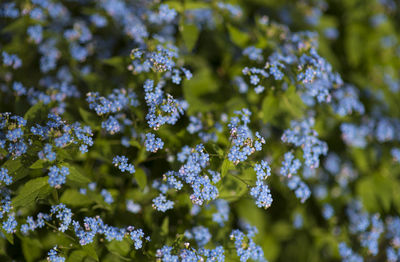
left=0, top=0, right=400, bottom=261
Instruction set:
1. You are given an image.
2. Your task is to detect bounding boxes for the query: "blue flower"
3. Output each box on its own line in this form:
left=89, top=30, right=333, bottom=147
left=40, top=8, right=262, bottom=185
left=228, top=109, right=265, bottom=164
left=27, top=25, right=43, bottom=44
left=0, top=168, right=12, bottom=186
left=47, top=246, right=65, bottom=262
left=101, top=189, right=114, bottom=204
left=185, top=226, right=211, bottom=247
left=332, top=85, right=364, bottom=116
left=338, top=242, right=363, bottom=262
left=50, top=204, right=73, bottom=232
left=392, top=148, right=400, bottom=163
left=230, top=225, right=266, bottom=262
left=152, top=194, right=174, bottom=212
left=143, top=79, right=186, bottom=130
left=250, top=182, right=273, bottom=209
left=101, top=116, right=121, bottom=134
left=113, top=155, right=135, bottom=174
left=48, top=166, right=70, bottom=188
left=2, top=51, right=22, bottom=69
left=243, top=46, right=263, bottom=61
left=38, top=143, right=56, bottom=161
left=280, top=152, right=301, bottom=177
left=144, top=133, right=164, bottom=152
left=212, top=199, right=230, bottom=226
left=2, top=215, right=17, bottom=234
left=282, top=118, right=327, bottom=168
left=322, top=204, right=334, bottom=219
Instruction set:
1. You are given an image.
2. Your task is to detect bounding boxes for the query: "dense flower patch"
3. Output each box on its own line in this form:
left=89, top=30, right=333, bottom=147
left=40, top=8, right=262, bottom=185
left=1, top=0, right=400, bottom=261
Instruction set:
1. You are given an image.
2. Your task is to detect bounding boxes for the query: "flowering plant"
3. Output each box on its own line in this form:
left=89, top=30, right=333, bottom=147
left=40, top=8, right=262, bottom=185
left=1, top=0, right=400, bottom=261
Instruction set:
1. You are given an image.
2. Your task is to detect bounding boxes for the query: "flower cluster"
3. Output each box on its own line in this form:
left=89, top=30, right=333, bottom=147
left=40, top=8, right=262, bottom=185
left=48, top=166, right=70, bottom=188
left=20, top=213, right=50, bottom=234
left=152, top=194, right=174, bottom=212
left=280, top=152, right=301, bottom=177
left=392, top=148, right=400, bottom=163
left=130, top=45, right=192, bottom=85
left=31, top=114, right=93, bottom=154
left=87, top=89, right=139, bottom=116
left=143, top=79, right=186, bottom=130
left=1, top=0, right=400, bottom=261
left=50, top=204, right=73, bottom=232
left=38, top=143, right=56, bottom=161
left=156, top=245, right=225, bottom=262
left=2, top=51, right=22, bottom=69
left=0, top=113, right=27, bottom=159
left=211, top=199, right=230, bottom=226
left=243, top=46, right=263, bottom=61
left=184, top=226, right=212, bottom=247
left=0, top=168, right=12, bottom=185
left=345, top=201, right=386, bottom=256
left=230, top=225, right=266, bottom=262
left=47, top=246, right=65, bottom=262
left=177, top=145, right=220, bottom=205
left=187, top=115, right=218, bottom=142
left=0, top=189, right=12, bottom=221
left=340, top=123, right=370, bottom=148
left=282, top=118, right=328, bottom=168
left=101, top=189, right=114, bottom=204
left=250, top=160, right=273, bottom=209
left=72, top=216, right=146, bottom=248
left=2, top=215, right=17, bottom=234
left=228, top=109, right=265, bottom=164
left=339, top=242, right=363, bottom=262
left=287, top=175, right=311, bottom=203
left=17, top=203, right=150, bottom=250
left=112, top=155, right=135, bottom=174
left=332, top=85, right=365, bottom=116
left=153, top=144, right=222, bottom=209
left=144, top=133, right=164, bottom=153
left=241, top=67, right=270, bottom=94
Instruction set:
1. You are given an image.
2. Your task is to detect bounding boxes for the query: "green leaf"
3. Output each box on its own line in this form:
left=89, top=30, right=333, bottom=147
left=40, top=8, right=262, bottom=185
left=64, top=163, right=91, bottom=186
left=221, top=159, right=233, bottom=178
left=181, top=24, right=199, bottom=52
left=130, top=140, right=141, bottom=149
left=12, top=177, right=51, bottom=209
left=1, top=17, right=29, bottom=34
left=135, top=168, right=147, bottom=190
left=79, top=108, right=100, bottom=130
left=184, top=2, right=210, bottom=9
left=60, top=189, right=93, bottom=207
left=101, top=56, right=125, bottom=68
left=0, top=147, right=7, bottom=156
left=281, top=86, right=306, bottom=118
left=183, top=68, right=219, bottom=114
left=219, top=174, right=248, bottom=202
left=2, top=159, right=30, bottom=182
left=67, top=250, right=87, bottom=262
left=21, top=237, right=42, bottom=262
left=356, top=176, right=379, bottom=212
left=372, top=174, right=393, bottom=212
left=183, top=68, right=218, bottom=96
left=106, top=239, right=131, bottom=257
left=161, top=216, right=169, bottom=237
left=1, top=228, right=14, bottom=244
left=261, top=94, right=279, bottom=123
left=24, top=102, right=52, bottom=123
left=30, top=159, right=46, bottom=169
left=2, top=159, right=23, bottom=174
left=82, top=244, right=99, bottom=261
left=351, top=148, right=369, bottom=173
left=227, top=24, right=249, bottom=48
